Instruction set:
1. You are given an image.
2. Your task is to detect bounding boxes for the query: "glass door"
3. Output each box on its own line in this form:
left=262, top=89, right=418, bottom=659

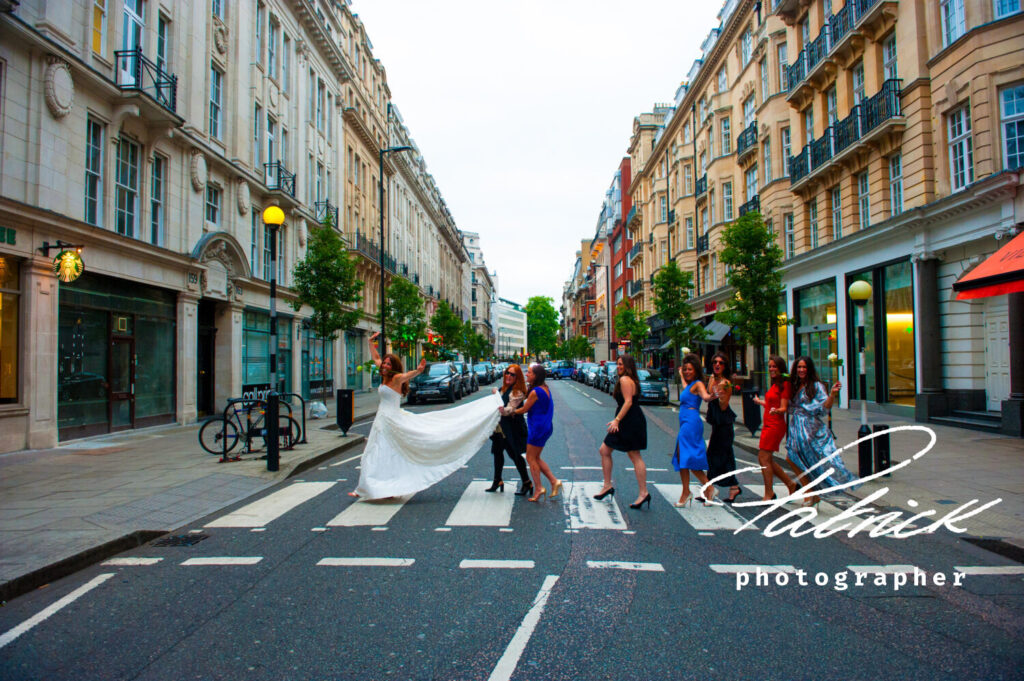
left=120, top=0, right=144, bottom=86
left=109, top=337, right=135, bottom=430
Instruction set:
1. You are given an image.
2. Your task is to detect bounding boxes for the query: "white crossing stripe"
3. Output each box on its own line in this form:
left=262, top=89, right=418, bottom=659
left=628, top=467, right=668, bottom=471
left=101, top=557, right=163, bottom=566
left=446, top=480, right=518, bottom=526
left=564, top=481, right=628, bottom=531
left=741, top=483, right=847, bottom=527
left=205, top=482, right=336, bottom=528
left=487, top=575, right=560, bottom=681
left=953, top=566, right=1024, bottom=576
left=653, top=484, right=748, bottom=531
left=327, top=494, right=414, bottom=527
left=560, top=466, right=603, bottom=470
left=710, top=564, right=796, bottom=574
left=586, top=561, right=664, bottom=572
left=0, top=573, right=115, bottom=649
left=180, top=557, right=263, bottom=566
left=460, top=560, right=535, bottom=569
left=848, top=564, right=917, bottom=574
left=317, top=557, right=415, bottom=567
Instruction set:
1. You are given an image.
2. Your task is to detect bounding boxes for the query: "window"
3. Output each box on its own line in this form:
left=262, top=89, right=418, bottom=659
left=883, top=35, right=898, bottom=80
left=852, top=62, right=865, bottom=105
left=0, top=256, right=18, bottom=403
left=701, top=208, right=708, bottom=235
left=889, top=154, right=904, bottom=215
left=317, top=162, right=324, bottom=203
left=614, top=287, right=623, bottom=304
left=317, top=79, right=325, bottom=132
left=721, top=117, right=732, bottom=154
left=278, top=228, right=286, bottom=282
left=683, top=121, right=692, bottom=144
left=281, top=128, right=288, bottom=166
left=700, top=151, right=707, bottom=174
left=857, top=172, right=870, bottom=228
left=711, top=253, right=718, bottom=289
left=800, top=17, right=810, bottom=47
left=948, top=104, right=974, bottom=190
left=741, top=28, right=752, bottom=66
left=251, top=208, right=260, bottom=274
left=782, top=127, right=791, bottom=176
left=209, top=64, right=223, bottom=139
left=761, top=59, right=769, bottom=100
left=1000, top=85, right=1024, bottom=170
left=268, top=18, right=278, bottom=80
left=995, top=0, right=1022, bottom=18
left=267, top=115, right=276, bottom=168
left=254, top=3, right=263, bottom=65
left=614, top=261, right=623, bottom=278
left=686, top=216, right=694, bottom=249
left=212, top=0, right=224, bottom=20
left=804, top=105, right=814, bottom=145
left=807, top=199, right=818, bottom=249
left=282, top=34, right=291, bottom=94
left=263, top=224, right=273, bottom=280
left=659, top=196, right=667, bottom=222
left=253, top=103, right=262, bottom=169
left=723, top=182, right=733, bottom=220
left=709, top=189, right=715, bottom=224
left=308, top=69, right=316, bottom=124
left=777, top=43, right=788, bottom=93
left=784, top=213, right=795, bottom=258
left=150, top=154, right=165, bottom=245
left=827, top=86, right=838, bottom=125
left=157, top=15, right=170, bottom=74
left=85, top=117, right=104, bottom=226
left=941, top=0, right=965, bottom=46
left=831, top=186, right=842, bottom=240
left=743, top=96, right=755, bottom=128
left=718, top=67, right=727, bottom=92
left=708, top=129, right=714, bottom=158
left=745, top=166, right=757, bottom=200
left=763, top=137, right=772, bottom=184
left=684, top=165, right=693, bottom=194
left=206, top=184, right=221, bottom=224
left=92, top=0, right=106, bottom=54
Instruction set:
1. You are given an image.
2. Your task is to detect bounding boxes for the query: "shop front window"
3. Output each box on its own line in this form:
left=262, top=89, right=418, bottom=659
left=847, top=271, right=878, bottom=402
left=242, top=310, right=291, bottom=397
left=345, top=330, right=363, bottom=389
left=884, top=261, right=916, bottom=405
left=0, top=257, right=20, bottom=404
left=794, top=280, right=838, bottom=381
left=303, top=325, right=333, bottom=400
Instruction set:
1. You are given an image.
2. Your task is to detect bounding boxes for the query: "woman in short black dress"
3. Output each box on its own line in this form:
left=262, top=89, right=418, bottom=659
left=594, top=354, right=650, bottom=509
left=487, top=364, right=532, bottom=496
left=706, top=351, right=742, bottom=504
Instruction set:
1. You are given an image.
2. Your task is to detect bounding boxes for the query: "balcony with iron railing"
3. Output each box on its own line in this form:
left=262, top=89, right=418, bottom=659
left=626, top=206, right=638, bottom=226
left=736, top=120, right=758, bottom=161
left=738, top=195, right=760, bottom=217
left=628, top=242, right=644, bottom=264
left=695, top=174, right=708, bottom=199
left=668, top=209, right=676, bottom=225
left=789, top=79, right=903, bottom=191
left=697, top=234, right=710, bottom=254
left=314, top=200, right=338, bottom=226
left=113, top=49, right=178, bottom=118
left=628, top=279, right=645, bottom=298
left=349, top=231, right=380, bottom=263
left=265, top=161, right=296, bottom=197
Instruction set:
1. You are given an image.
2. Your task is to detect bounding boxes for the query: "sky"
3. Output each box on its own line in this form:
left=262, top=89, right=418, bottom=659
left=351, top=0, right=724, bottom=308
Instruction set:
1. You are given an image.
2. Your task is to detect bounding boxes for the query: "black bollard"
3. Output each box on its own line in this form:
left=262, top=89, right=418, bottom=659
left=873, top=424, right=891, bottom=477
left=857, top=423, right=873, bottom=478
left=266, top=391, right=280, bottom=472
left=336, top=389, right=354, bottom=436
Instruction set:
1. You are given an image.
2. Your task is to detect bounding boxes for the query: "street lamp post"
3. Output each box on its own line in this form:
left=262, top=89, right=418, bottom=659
left=848, top=279, right=873, bottom=477
left=378, top=145, right=415, bottom=352
left=263, top=206, right=285, bottom=472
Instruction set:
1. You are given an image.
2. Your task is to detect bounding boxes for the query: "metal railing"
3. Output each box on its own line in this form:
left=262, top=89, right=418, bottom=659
left=738, top=195, right=760, bottom=217
left=791, top=0, right=887, bottom=93
left=830, top=2, right=855, bottom=45
left=810, top=128, right=834, bottom=169
left=697, top=234, right=710, bottom=254
left=862, top=78, right=902, bottom=132
left=695, top=174, right=708, bottom=197
left=350, top=231, right=380, bottom=262
left=628, top=279, right=644, bottom=297
left=114, top=49, right=177, bottom=113
left=806, top=24, right=831, bottom=73
left=834, top=105, right=863, bottom=154
left=737, top=120, right=758, bottom=157
left=626, top=206, right=637, bottom=225
left=314, top=200, right=338, bottom=226
left=628, top=242, right=643, bottom=263
left=788, top=147, right=810, bottom=184
left=264, top=162, right=296, bottom=197
left=787, top=49, right=807, bottom=94
left=668, top=209, right=676, bottom=225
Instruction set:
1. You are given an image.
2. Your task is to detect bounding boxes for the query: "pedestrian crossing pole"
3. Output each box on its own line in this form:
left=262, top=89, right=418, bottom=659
left=849, top=280, right=873, bottom=478
left=264, top=206, right=285, bottom=472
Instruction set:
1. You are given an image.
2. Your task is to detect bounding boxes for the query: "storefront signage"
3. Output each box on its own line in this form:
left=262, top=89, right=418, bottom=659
left=53, top=250, right=84, bottom=282
left=0, top=226, right=15, bottom=245
left=704, top=301, right=717, bottom=313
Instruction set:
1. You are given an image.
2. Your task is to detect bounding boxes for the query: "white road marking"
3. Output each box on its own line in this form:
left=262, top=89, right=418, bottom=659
left=627, top=467, right=668, bottom=472
left=564, top=481, right=628, bottom=530
left=317, top=557, right=414, bottom=567
left=446, top=480, right=518, bottom=526
left=0, top=573, right=115, bottom=649
left=560, top=466, right=602, bottom=470
left=188, top=529, right=204, bottom=534
left=460, top=560, right=535, bottom=569
left=622, top=530, right=636, bottom=535
left=311, top=527, right=327, bottom=532
left=653, top=484, right=748, bottom=531
left=699, top=531, right=715, bottom=536
left=488, top=575, right=560, bottom=681
left=250, top=528, right=266, bottom=533
left=848, top=565, right=917, bottom=574
left=586, top=561, right=664, bottom=572
left=591, top=398, right=602, bottom=405
left=434, top=527, right=452, bottom=532
left=205, top=482, right=336, bottom=528
left=327, top=494, right=413, bottom=527
left=180, top=557, right=263, bottom=566
left=952, top=566, right=1024, bottom=575
left=101, top=557, right=162, bottom=566
left=372, top=527, right=388, bottom=531
left=710, top=564, right=796, bottom=574
left=499, top=528, right=514, bottom=533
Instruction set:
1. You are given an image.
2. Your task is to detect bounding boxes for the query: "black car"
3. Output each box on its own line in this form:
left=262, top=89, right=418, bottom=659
left=473, top=362, right=495, bottom=385
left=635, top=369, right=670, bottom=405
left=452, top=361, right=478, bottom=393
left=597, top=364, right=617, bottom=393
left=408, top=362, right=460, bottom=404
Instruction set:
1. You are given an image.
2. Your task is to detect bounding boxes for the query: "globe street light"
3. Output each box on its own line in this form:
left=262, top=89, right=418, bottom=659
left=378, top=145, right=415, bottom=352
left=262, top=205, right=285, bottom=472
left=848, top=279, right=872, bottom=476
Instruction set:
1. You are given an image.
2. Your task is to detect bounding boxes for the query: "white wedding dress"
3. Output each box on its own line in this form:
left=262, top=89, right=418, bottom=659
left=354, top=385, right=504, bottom=500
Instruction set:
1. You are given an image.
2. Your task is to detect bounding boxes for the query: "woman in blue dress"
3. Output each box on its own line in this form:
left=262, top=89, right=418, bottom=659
left=673, top=354, right=720, bottom=507
left=786, top=356, right=857, bottom=506
left=512, top=363, right=561, bottom=502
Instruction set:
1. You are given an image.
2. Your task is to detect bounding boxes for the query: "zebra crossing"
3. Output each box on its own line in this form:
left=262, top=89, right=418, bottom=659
left=199, top=477, right=843, bottom=535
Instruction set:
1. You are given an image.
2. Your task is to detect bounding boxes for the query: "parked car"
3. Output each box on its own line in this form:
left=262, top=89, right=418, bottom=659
left=597, top=363, right=617, bottom=393
left=407, top=362, right=460, bottom=404
left=635, top=369, right=670, bottom=405
left=474, top=362, right=495, bottom=384
left=582, top=363, right=601, bottom=386
left=452, top=361, right=478, bottom=392
left=552, top=360, right=575, bottom=380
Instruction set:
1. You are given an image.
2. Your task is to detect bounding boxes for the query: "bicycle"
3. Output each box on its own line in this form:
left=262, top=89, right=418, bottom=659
left=198, top=399, right=302, bottom=456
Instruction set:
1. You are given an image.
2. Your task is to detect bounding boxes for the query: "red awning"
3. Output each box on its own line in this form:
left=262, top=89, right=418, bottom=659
left=953, top=230, right=1024, bottom=300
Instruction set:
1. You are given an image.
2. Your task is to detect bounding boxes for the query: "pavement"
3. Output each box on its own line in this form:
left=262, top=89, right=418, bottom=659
left=0, top=391, right=379, bottom=603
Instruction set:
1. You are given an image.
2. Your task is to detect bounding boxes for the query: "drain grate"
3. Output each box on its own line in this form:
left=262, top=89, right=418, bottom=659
left=152, top=533, right=209, bottom=547
left=963, top=537, right=1024, bottom=564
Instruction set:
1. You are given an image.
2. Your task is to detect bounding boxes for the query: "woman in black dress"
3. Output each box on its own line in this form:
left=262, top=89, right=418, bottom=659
left=706, top=351, right=742, bottom=503
left=594, top=354, right=650, bottom=510
left=487, top=364, right=532, bottom=496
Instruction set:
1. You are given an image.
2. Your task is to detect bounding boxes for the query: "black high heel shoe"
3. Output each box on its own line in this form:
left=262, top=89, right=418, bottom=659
left=629, top=493, right=652, bottom=510
left=514, top=481, right=533, bottom=497
left=485, top=481, right=505, bottom=493
left=593, top=486, right=615, bottom=500
left=725, top=488, right=743, bottom=505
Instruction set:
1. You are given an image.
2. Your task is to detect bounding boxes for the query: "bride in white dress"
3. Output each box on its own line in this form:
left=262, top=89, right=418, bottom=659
left=353, top=333, right=503, bottom=500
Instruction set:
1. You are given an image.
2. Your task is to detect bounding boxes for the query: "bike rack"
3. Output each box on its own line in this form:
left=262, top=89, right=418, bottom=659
left=279, top=392, right=308, bottom=444
left=220, top=398, right=266, bottom=462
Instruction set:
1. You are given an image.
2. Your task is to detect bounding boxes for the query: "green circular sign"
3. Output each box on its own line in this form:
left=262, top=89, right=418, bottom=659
left=53, top=250, right=84, bottom=282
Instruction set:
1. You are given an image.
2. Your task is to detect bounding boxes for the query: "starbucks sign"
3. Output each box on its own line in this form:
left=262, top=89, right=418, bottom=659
left=53, top=250, right=84, bottom=282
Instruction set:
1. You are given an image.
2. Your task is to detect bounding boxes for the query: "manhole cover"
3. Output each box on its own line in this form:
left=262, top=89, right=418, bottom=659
left=152, top=533, right=209, bottom=547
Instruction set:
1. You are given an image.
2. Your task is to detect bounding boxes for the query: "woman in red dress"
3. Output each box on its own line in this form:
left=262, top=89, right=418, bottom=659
left=752, top=355, right=798, bottom=502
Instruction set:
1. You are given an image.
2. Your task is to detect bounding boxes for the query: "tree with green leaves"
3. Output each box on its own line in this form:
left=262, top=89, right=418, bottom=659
left=428, top=300, right=463, bottom=360
left=717, top=210, right=787, bottom=389
left=569, top=334, right=593, bottom=361
left=290, top=212, right=364, bottom=345
left=458, top=319, right=474, bottom=360
left=652, top=259, right=708, bottom=354
left=524, top=296, right=559, bottom=356
left=614, top=302, right=649, bottom=353
left=384, top=277, right=427, bottom=357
